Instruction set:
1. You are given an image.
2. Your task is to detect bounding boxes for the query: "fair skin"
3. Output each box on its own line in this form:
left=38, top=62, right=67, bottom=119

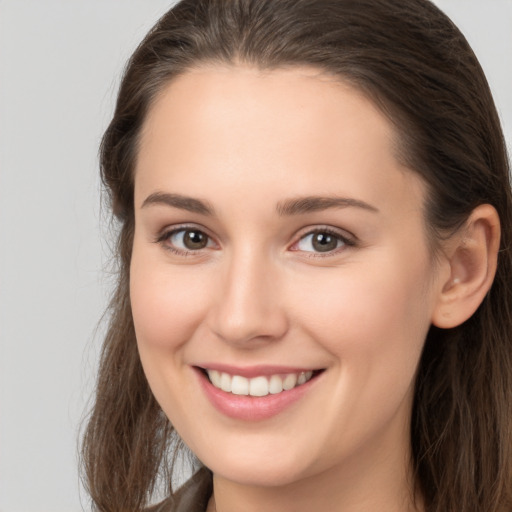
left=130, top=65, right=499, bottom=512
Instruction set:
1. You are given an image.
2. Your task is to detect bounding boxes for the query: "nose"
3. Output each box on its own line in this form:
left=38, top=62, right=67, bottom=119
left=207, top=248, right=289, bottom=347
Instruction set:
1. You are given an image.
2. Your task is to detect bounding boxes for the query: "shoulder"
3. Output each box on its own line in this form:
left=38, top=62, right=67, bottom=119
left=146, top=467, right=213, bottom=512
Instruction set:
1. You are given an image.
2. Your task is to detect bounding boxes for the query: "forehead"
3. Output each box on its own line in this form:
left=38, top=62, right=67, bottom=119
left=135, top=65, right=424, bottom=219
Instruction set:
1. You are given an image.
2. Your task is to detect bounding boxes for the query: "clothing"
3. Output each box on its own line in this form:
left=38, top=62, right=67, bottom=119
left=147, top=467, right=213, bottom=512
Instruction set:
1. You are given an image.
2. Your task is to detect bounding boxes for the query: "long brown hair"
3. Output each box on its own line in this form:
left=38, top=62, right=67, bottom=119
left=81, top=1, right=512, bottom=510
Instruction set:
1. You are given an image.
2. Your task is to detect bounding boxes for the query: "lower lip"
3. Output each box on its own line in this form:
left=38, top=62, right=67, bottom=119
left=195, top=368, right=321, bottom=421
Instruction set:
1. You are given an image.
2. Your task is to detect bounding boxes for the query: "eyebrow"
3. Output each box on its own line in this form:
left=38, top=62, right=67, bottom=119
left=141, top=192, right=215, bottom=215
left=276, top=196, right=379, bottom=215
left=141, top=192, right=378, bottom=217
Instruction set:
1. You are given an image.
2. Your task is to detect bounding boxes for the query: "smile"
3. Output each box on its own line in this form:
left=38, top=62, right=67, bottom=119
left=196, top=366, right=324, bottom=420
left=206, top=369, right=314, bottom=396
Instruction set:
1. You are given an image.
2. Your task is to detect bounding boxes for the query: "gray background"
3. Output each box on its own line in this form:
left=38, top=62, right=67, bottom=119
left=0, top=1, right=510, bottom=511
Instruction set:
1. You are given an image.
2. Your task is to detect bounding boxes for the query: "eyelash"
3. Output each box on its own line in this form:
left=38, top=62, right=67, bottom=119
left=155, top=225, right=356, bottom=257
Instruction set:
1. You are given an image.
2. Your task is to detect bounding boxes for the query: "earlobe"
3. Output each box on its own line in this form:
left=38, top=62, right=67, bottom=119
left=431, top=204, right=500, bottom=329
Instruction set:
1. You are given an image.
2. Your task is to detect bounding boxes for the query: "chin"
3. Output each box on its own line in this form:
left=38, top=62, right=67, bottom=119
left=212, top=463, right=308, bottom=488
left=196, top=442, right=316, bottom=488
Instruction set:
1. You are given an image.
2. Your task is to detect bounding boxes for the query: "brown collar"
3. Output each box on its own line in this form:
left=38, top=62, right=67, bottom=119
left=146, top=466, right=213, bottom=512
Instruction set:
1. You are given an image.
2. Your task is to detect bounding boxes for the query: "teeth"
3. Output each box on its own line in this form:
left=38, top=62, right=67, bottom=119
left=220, top=372, right=232, bottom=392
left=209, top=369, right=221, bottom=388
left=231, top=375, right=249, bottom=395
left=269, top=375, right=283, bottom=394
left=249, top=376, right=269, bottom=397
left=206, top=369, right=314, bottom=396
left=283, top=373, right=297, bottom=390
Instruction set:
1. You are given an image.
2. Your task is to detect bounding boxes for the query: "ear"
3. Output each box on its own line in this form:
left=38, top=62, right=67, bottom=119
left=431, top=204, right=501, bottom=329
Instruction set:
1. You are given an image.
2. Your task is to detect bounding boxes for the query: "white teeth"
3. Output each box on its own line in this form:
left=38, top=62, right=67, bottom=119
left=220, top=372, right=232, bottom=392
left=296, top=371, right=313, bottom=385
left=283, top=373, right=297, bottom=390
left=209, top=369, right=221, bottom=388
left=249, top=376, right=269, bottom=397
left=231, top=375, right=249, bottom=395
left=206, top=369, right=315, bottom=396
left=268, top=375, right=283, bottom=394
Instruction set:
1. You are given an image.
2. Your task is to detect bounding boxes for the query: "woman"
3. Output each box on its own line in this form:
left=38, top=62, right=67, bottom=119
left=81, top=0, right=512, bottom=511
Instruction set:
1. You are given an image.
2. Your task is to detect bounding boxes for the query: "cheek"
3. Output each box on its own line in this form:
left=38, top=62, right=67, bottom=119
left=130, top=249, right=211, bottom=353
left=291, top=262, right=433, bottom=443
left=129, top=247, right=213, bottom=424
left=296, top=267, right=429, bottom=337
left=290, top=257, right=433, bottom=385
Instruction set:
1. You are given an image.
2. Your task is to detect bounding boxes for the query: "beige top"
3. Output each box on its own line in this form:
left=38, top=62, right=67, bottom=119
left=146, top=467, right=213, bottom=512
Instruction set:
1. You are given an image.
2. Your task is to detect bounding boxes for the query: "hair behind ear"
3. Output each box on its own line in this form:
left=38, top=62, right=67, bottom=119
left=412, top=202, right=512, bottom=511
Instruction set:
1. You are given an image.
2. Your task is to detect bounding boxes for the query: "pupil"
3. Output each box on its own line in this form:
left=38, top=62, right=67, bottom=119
left=184, top=230, right=207, bottom=249
left=312, top=233, right=337, bottom=252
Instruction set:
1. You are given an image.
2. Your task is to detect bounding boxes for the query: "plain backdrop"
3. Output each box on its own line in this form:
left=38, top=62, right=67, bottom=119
left=0, top=1, right=510, bottom=511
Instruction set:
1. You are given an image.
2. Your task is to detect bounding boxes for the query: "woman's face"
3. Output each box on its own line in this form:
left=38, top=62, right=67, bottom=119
left=131, top=66, right=445, bottom=488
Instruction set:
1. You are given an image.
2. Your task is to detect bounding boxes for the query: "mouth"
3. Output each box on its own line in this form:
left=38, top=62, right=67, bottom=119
left=198, top=367, right=323, bottom=397
left=195, top=365, right=325, bottom=421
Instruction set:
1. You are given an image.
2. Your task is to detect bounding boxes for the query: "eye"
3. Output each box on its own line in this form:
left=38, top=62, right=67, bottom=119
left=293, top=229, right=354, bottom=254
left=158, top=227, right=215, bottom=253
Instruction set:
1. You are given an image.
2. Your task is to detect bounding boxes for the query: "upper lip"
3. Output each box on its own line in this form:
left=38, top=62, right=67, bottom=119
left=195, top=364, right=323, bottom=378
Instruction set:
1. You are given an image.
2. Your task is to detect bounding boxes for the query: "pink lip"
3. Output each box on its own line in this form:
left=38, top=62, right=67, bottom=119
left=193, top=366, right=322, bottom=421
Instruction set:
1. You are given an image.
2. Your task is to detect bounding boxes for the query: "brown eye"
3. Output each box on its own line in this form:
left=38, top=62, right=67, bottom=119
left=295, top=230, right=349, bottom=254
left=183, top=230, right=208, bottom=249
left=167, top=228, right=211, bottom=251
left=311, top=232, right=339, bottom=252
